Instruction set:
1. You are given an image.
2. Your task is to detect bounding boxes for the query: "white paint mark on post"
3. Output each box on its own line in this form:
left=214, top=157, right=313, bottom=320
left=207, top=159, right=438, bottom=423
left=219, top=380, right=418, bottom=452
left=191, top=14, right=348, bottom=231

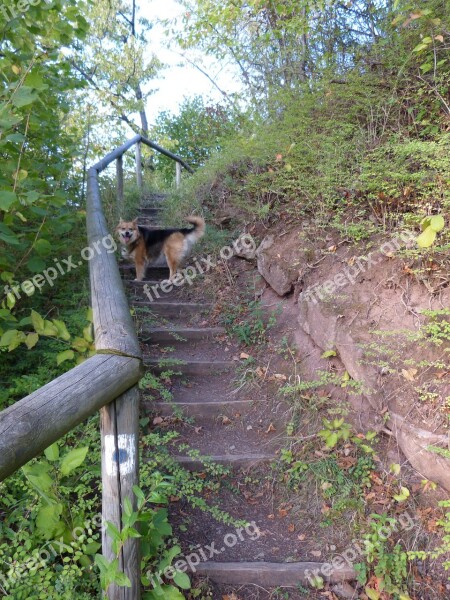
left=104, top=434, right=136, bottom=476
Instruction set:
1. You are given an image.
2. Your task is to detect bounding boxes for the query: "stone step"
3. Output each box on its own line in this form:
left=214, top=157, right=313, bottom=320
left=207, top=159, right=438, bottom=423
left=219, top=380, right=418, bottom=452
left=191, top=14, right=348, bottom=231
left=140, top=326, right=226, bottom=343
left=148, top=399, right=252, bottom=418
left=195, top=561, right=356, bottom=587
left=144, top=358, right=233, bottom=376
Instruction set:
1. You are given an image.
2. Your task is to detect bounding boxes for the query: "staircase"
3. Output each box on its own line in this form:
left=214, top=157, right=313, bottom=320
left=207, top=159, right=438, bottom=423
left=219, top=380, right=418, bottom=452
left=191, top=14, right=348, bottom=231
left=119, top=196, right=355, bottom=599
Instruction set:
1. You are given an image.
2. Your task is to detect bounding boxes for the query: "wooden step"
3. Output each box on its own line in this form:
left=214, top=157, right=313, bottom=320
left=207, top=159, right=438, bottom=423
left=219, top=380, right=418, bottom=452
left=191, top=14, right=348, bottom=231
left=140, top=326, right=225, bottom=343
left=174, top=453, right=275, bottom=469
left=137, top=207, right=163, bottom=215
left=195, top=561, right=356, bottom=586
left=124, top=279, right=161, bottom=287
left=144, top=358, right=233, bottom=376
left=148, top=399, right=252, bottom=418
left=133, top=302, right=212, bottom=318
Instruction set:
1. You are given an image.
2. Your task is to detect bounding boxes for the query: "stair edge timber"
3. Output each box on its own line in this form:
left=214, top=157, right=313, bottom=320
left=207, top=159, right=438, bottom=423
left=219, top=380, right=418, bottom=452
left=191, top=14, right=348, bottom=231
left=195, top=560, right=356, bottom=586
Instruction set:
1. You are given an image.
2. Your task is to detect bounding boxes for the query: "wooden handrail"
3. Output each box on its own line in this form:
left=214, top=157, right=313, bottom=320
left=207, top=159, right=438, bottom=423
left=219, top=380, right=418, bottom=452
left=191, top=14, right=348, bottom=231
left=0, top=134, right=192, bottom=599
left=0, top=354, right=142, bottom=481
left=91, top=134, right=193, bottom=174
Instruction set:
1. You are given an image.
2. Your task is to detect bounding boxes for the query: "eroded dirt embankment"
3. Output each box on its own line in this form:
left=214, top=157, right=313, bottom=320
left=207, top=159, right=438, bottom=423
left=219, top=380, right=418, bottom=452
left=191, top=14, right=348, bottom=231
left=246, top=222, right=450, bottom=491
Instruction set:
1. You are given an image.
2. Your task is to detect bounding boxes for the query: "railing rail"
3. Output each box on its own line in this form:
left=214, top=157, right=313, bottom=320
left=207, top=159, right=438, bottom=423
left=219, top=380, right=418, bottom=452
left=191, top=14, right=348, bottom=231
left=0, top=135, right=192, bottom=600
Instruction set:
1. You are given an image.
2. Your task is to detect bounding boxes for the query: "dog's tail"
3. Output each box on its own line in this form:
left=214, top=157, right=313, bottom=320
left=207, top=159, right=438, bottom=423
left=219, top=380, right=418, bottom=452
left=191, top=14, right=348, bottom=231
left=185, top=215, right=206, bottom=242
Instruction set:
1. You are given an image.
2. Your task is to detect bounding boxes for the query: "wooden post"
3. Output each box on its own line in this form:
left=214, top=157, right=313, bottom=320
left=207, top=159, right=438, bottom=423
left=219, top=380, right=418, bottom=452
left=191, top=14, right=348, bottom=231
left=175, top=162, right=181, bottom=188
left=86, top=166, right=142, bottom=598
left=116, top=155, right=124, bottom=217
left=101, top=385, right=140, bottom=600
left=135, top=142, right=143, bottom=192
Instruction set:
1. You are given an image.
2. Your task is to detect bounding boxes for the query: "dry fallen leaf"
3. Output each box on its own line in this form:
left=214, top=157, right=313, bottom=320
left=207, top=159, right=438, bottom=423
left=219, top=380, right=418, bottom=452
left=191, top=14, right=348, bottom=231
left=297, top=533, right=306, bottom=541
left=310, top=550, right=322, bottom=557
left=268, top=513, right=275, bottom=520
left=273, top=373, right=287, bottom=381
left=266, top=423, right=276, bottom=433
left=402, top=368, right=417, bottom=381
left=288, top=523, right=295, bottom=533
left=240, top=352, right=251, bottom=359
left=220, top=416, right=232, bottom=425
left=153, top=416, right=163, bottom=425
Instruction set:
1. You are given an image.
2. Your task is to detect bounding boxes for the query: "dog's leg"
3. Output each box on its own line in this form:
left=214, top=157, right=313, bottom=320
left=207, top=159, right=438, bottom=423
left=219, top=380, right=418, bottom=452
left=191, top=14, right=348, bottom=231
left=164, top=233, right=185, bottom=281
left=134, top=253, right=147, bottom=281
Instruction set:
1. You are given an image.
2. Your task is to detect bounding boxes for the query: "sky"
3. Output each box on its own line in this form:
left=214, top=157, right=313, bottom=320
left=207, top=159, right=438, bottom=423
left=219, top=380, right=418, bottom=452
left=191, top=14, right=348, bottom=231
left=139, top=0, right=242, bottom=120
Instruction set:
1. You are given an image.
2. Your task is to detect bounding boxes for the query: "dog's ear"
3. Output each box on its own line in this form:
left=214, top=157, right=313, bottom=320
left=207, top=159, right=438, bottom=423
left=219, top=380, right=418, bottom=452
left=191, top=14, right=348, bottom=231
left=132, top=218, right=138, bottom=226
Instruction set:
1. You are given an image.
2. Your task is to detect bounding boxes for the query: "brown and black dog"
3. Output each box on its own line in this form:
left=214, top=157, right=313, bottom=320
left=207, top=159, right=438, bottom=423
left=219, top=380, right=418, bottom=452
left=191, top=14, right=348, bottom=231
left=116, top=216, right=205, bottom=281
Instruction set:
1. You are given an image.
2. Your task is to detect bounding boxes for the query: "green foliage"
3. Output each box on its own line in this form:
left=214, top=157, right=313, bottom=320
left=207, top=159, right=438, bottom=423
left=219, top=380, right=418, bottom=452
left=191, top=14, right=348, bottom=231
left=0, top=419, right=102, bottom=599
left=0, top=0, right=88, bottom=331
left=355, top=514, right=409, bottom=596
left=97, top=483, right=191, bottom=598
left=222, top=299, right=280, bottom=346
left=151, top=96, right=245, bottom=185
left=0, top=307, right=95, bottom=365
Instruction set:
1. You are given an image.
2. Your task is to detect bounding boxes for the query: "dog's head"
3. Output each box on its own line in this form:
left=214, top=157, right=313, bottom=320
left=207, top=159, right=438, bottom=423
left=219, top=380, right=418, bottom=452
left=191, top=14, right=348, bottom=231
left=116, top=219, right=139, bottom=246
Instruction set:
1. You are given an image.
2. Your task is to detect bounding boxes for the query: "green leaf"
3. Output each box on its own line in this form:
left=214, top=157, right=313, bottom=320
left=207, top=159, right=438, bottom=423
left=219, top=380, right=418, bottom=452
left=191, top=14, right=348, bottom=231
left=31, top=310, right=45, bottom=334
left=0, top=329, right=25, bottom=351
left=0, top=191, right=17, bottom=211
left=53, top=319, right=71, bottom=341
left=22, top=462, right=53, bottom=494
left=106, top=522, right=121, bottom=543
left=25, top=332, right=39, bottom=349
left=429, top=215, right=444, bottom=232
left=84, top=541, right=101, bottom=555
left=390, top=463, right=401, bottom=476
left=393, top=486, right=410, bottom=503
left=60, top=446, right=89, bottom=476
left=44, top=443, right=60, bottom=462
left=365, top=588, right=380, bottom=600
left=114, top=571, right=131, bottom=587
left=25, top=71, right=48, bottom=90
left=42, top=320, right=59, bottom=336
left=34, top=239, right=52, bottom=257
left=321, top=350, right=336, bottom=358
left=325, top=432, right=338, bottom=448
left=124, top=497, right=133, bottom=517
left=11, top=86, right=39, bottom=108
left=412, top=42, right=429, bottom=53
left=0, top=104, right=22, bottom=130
left=56, top=349, right=75, bottom=365
left=36, top=503, right=63, bottom=539
left=173, top=571, right=191, bottom=589
left=417, top=226, right=436, bottom=248
left=27, top=256, right=47, bottom=272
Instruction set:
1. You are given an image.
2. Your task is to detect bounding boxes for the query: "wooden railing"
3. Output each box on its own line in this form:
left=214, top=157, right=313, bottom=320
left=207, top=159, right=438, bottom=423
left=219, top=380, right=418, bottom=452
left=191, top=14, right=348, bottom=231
left=0, top=136, right=192, bottom=599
